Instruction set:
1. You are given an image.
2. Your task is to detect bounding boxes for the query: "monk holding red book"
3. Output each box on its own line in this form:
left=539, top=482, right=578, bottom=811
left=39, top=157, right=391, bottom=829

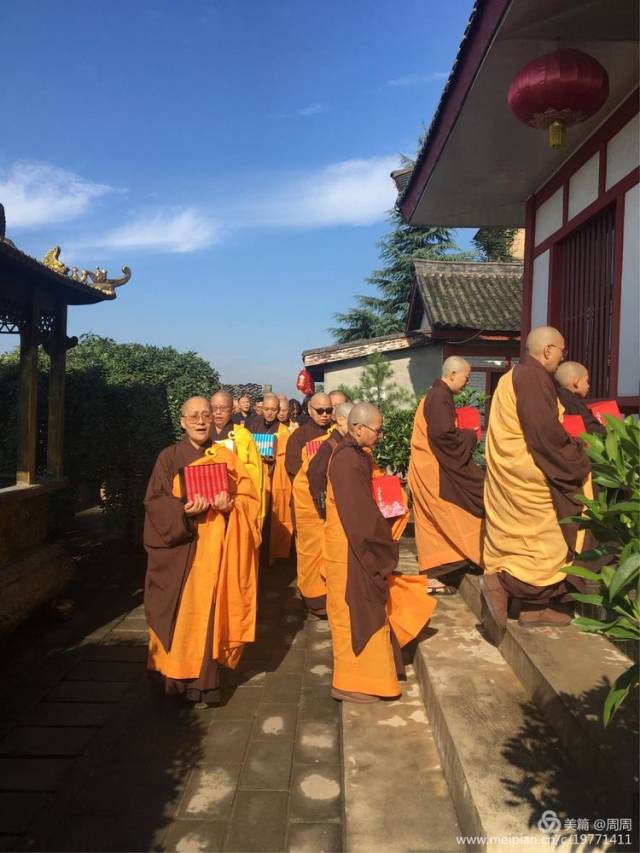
left=408, top=356, right=484, bottom=593
left=144, top=396, right=261, bottom=708
left=482, top=327, right=592, bottom=634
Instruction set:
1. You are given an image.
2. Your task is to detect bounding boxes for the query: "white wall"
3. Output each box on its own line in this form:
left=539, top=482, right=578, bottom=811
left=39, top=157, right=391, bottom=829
left=618, top=184, right=640, bottom=397
left=568, top=153, right=599, bottom=220
left=534, top=188, right=563, bottom=245
left=531, top=250, right=550, bottom=328
left=322, top=344, right=444, bottom=398
left=606, top=113, right=640, bottom=190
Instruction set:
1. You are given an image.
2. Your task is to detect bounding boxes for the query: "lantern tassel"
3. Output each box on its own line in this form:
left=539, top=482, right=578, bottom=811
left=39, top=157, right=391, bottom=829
left=549, top=121, right=566, bottom=149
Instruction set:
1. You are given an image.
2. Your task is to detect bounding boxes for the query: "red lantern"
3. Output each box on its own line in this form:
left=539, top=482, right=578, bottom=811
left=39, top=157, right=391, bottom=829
left=296, top=368, right=315, bottom=397
left=507, top=49, right=609, bottom=148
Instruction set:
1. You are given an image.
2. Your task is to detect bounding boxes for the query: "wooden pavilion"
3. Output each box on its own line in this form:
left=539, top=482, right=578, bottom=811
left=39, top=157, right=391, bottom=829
left=0, top=203, right=131, bottom=633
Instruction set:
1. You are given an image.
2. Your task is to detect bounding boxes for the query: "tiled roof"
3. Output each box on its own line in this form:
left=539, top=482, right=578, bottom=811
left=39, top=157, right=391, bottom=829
left=412, top=259, right=522, bottom=332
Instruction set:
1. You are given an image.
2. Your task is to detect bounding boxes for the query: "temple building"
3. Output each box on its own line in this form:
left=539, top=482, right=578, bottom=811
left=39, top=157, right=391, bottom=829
left=395, top=0, right=639, bottom=409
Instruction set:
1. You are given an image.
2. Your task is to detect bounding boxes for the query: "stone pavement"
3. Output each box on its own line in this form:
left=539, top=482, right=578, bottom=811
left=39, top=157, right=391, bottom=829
left=0, top=557, right=345, bottom=853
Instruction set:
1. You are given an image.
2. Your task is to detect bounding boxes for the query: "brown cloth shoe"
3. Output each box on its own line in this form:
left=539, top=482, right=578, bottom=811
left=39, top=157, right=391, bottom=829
left=518, top=607, right=572, bottom=628
left=331, top=688, right=381, bottom=704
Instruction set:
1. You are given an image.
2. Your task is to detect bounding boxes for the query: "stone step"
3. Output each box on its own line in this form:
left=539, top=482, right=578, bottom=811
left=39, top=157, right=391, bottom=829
left=458, top=573, right=638, bottom=817
left=341, top=659, right=461, bottom=852
left=414, top=594, right=621, bottom=852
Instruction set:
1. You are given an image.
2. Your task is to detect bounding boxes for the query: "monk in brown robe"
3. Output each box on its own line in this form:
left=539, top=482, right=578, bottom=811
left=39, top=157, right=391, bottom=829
left=482, top=327, right=592, bottom=634
left=285, top=392, right=333, bottom=615
left=408, top=356, right=484, bottom=593
left=555, top=362, right=605, bottom=437
left=308, top=401, right=353, bottom=520
left=232, top=394, right=253, bottom=426
left=144, top=396, right=261, bottom=707
left=326, top=402, right=436, bottom=703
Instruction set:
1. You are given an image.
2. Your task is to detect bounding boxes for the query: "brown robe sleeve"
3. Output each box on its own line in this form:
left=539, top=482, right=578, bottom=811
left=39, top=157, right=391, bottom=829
left=308, top=433, right=342, bottom=519
left=329, top=439, right=399, bottom=655
left=143, top=443, right=199, bottom=652
left=424, top=380, right=485, bottom=518
left=514, top=357, right=591, bottom=550
left=557, top=387, right=606, bottom=437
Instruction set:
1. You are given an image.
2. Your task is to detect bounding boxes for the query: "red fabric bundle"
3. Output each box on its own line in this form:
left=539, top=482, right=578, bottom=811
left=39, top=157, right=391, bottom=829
left=562, top=414, right=586, bottom=437
left=182, top=462, right=229, bottom=503
left=305, top=439, right=323, bottom=459
left=456, top=406, right=482, bottom=439
left=371, top=475, right=406, bottom=519
left=588, top=400, right=622, bottom=425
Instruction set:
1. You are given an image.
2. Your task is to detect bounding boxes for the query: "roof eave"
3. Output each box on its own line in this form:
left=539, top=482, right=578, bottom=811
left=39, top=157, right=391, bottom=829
left=397, top=0, right=513, bottom=223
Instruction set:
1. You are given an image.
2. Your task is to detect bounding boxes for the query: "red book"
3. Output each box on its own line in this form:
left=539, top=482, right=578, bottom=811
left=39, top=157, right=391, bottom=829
left=306, top=439, right=323, bottom=459
left=372, top=475, right=406, bottom=519
left=588, top=400, right=622, bottom=425
left=456, top=406, right=482, bottom=439
left=562, top=414, right=586, bottom=437
left=182, top=462, right=229, bottom=503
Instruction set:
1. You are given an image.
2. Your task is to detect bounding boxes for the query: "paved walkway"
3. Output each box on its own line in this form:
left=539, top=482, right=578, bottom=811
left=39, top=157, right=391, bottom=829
left=0, top=554, right=344, bottom=853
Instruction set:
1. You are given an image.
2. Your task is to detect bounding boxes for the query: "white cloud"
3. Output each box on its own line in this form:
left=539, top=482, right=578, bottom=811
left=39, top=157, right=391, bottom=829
left=243, top=155, right=400, bottom=228
left=81, top=207, right=222, bottom=254
left=387, top=71, right=448, bottom=87
left=0, top=160, right=115, bottom=228
left=298, top=102, right=325, bottom=116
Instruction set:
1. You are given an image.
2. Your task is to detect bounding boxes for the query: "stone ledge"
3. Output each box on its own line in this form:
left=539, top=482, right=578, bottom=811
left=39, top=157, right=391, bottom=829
left=459, top=573, right=638, bottom=812
left=414, top=595, right=617, bottom=851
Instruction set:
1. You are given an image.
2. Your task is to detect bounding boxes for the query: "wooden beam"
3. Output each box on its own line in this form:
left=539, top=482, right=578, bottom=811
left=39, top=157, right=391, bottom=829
left=46, top=303, right=67, bottom=479
left=16, top=291, right=40, bottom=485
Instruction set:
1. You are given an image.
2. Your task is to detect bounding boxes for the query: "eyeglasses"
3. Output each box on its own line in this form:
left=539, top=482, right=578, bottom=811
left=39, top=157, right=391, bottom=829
left=310, top=406, right=333, bottom=415
left=183, top=412, right=213, bottom=424
left=356, top=422, right=383, bottom=436
left=211, top=406, right=231, bottom=413
left=548, top=344, right=568, bottom=357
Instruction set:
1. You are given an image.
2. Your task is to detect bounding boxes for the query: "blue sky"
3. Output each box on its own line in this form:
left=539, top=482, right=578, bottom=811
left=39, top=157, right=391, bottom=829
left=1, top=0, right=474, bottom=394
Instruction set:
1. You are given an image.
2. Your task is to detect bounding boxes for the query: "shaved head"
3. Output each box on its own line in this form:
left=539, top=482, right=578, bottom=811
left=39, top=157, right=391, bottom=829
left=348, top=402, right=383, bottom=448
left=526, top=325, right=566, bottom=372
left=181, top=395, right=210, bottom=416
left=210, top=390, right=233, bottom=407
left=263, top=392, right=279, bottom=406
left=441, top=356, right=469, bottom=379
left=348, top=402, right=380, bottom=429
left=555, top=361, right=587, bottom=388
left=308, top=392, right=332, bottom=427
left=334, top=401, right=354, bottom=421
left=526, top=325, right=564, bottom=355
left=310, top=392, right=330, bottom=408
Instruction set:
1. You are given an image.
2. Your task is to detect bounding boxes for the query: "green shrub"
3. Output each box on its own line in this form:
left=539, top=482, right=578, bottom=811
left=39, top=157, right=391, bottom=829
left=374, top=409, right=415, bottom=477
left=0, top=334, right=220, bottom=540
left=564, top=414, right=640, bottom=726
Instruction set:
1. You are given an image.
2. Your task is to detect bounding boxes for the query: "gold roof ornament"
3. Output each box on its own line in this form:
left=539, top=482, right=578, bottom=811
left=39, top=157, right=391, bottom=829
left=42, top=247, right=131, bottom=297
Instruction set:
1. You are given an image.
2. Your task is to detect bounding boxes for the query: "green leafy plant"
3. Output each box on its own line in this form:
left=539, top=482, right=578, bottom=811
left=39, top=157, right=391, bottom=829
left=374, top=409, right=415, bottom=477
left=564, top=414, right=640, bottom=726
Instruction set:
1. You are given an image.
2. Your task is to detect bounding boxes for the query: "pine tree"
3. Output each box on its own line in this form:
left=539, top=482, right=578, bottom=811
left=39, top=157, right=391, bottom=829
left=472, top=227, right=518, bottom=261
left=329, top=209, right=455, bottom=341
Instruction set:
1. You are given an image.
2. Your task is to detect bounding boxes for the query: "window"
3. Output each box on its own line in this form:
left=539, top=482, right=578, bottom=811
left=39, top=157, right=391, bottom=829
left=553, top=206, right=615, bottom=398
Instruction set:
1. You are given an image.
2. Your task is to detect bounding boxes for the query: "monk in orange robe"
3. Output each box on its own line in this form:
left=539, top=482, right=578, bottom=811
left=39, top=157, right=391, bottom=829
left=408, top=356, right=484, bottom=592
left=285, top=392, right=334, bottom=615
left=326, top=402, right=436, bottom=703
left=267, top=398, right=297, bottom=565
left=144, top=396, right=261, bottom=708
left=483, top=327, right=592, bottom=633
